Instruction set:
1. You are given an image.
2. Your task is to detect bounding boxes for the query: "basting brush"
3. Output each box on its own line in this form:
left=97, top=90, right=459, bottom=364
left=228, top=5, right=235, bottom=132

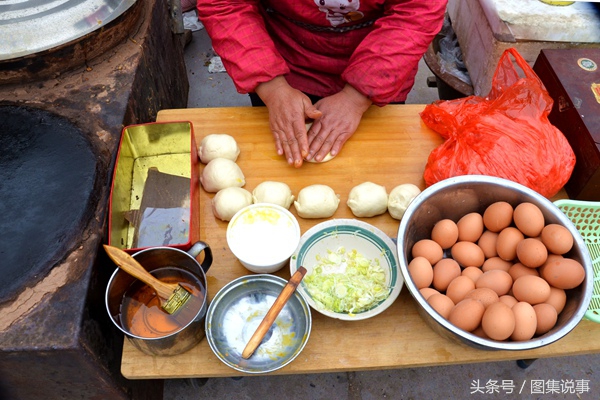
left=103, top=245, right=191, bottom=314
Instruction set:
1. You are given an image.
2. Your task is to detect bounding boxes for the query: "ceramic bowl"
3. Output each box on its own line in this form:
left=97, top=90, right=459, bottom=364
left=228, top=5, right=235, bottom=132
left=205, top=274, right=311, bottom=374
left=290, top=219, right=402, bottom=321
left=397, top=175, right=593, bottom=350
left=227, top=203, right=301, bottom=273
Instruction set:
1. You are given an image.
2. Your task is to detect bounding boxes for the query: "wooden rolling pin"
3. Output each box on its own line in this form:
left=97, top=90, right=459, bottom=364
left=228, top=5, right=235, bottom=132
left=242, top=267, right=307, bottom=359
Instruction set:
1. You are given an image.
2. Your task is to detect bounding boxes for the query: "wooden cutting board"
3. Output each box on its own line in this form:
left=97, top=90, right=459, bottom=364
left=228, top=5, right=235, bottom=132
left=120, top=105, right=593, bottom=380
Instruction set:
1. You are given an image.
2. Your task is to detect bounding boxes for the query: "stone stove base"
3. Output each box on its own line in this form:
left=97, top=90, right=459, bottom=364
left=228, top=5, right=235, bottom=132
left=0, top=0, right=189, bottom=398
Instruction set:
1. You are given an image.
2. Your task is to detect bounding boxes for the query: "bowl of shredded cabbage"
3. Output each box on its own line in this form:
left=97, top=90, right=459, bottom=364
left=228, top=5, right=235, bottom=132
left=290, top=219, right=402, bottom=320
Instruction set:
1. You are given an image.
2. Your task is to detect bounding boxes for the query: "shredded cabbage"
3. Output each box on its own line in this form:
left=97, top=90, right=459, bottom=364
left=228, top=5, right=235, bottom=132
left=303, top=247, right=390, bottom=314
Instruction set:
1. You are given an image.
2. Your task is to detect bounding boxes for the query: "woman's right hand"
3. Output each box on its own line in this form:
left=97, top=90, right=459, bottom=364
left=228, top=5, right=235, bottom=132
left=256, top=76, right=322, bottom=168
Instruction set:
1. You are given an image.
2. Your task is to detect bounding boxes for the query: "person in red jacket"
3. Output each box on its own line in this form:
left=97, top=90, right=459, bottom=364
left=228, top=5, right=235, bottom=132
left=197, top=1, right=447, bottom=167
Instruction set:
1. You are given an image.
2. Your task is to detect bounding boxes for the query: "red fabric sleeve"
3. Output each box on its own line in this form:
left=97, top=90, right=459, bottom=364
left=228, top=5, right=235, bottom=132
left=197, top=0, right=290, bottom=94
left=342, top=0, right=447, bottom=105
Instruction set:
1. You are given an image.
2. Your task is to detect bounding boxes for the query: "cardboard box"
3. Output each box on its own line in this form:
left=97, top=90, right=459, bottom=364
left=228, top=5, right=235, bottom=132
left=533, top=48, right=600, bottom=200
left=108, top=121, right=199, bottom=253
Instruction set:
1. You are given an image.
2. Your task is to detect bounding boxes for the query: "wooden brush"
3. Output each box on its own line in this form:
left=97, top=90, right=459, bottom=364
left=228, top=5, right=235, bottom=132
left=103, top=245, right=191, bottom=315
left=242, top=267, right=307, bottom=359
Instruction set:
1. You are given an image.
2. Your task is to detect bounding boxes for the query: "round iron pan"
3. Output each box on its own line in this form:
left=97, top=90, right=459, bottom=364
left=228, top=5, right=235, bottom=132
left=0, top=105, right=99, bottom=302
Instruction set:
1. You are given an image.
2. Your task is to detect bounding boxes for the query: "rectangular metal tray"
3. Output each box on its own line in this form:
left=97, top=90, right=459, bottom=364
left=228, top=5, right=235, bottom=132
left=108, top=121, right=198, bottom=253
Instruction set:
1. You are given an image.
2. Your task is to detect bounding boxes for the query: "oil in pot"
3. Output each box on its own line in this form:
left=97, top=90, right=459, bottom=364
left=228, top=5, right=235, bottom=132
left=119, top=267, right=204, bottom=338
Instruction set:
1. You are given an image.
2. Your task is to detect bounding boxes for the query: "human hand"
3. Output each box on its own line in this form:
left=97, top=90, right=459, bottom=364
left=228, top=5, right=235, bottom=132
left=256, top=77, right=322, bottom=168
left=307, top=84, right=372, bottom=162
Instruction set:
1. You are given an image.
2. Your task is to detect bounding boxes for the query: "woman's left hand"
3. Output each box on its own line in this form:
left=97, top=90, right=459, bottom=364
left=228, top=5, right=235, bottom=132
left=307, top=84, right=372, bottom=162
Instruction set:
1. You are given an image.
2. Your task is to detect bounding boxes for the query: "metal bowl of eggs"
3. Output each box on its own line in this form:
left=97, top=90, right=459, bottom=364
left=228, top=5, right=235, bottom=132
left=290, top=219, right=402, bottom=321
left=397, top=175, right=594, bottom=351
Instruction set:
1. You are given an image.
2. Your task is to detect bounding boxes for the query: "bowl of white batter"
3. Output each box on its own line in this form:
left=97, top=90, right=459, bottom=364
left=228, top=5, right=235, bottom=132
left=227, top=203, right=301, bottom=273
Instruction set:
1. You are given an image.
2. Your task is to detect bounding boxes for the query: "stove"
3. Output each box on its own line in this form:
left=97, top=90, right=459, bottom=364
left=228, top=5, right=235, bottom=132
left=0, top=0, right=139, bottom=84
left=0, top=1, right=189, bottom=398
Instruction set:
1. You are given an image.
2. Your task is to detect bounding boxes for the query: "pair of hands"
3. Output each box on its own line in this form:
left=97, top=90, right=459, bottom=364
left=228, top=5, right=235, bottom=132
left=255, top=76, right=372, bottom=168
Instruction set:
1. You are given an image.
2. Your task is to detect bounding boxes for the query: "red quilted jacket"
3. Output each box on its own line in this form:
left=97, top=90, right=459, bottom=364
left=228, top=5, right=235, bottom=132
left=197, top=0, right=447, bottom=105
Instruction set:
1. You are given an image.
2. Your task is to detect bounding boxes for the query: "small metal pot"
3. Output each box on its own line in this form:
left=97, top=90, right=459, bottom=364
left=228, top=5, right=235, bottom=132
left=105, top=241, right=213, bottom=356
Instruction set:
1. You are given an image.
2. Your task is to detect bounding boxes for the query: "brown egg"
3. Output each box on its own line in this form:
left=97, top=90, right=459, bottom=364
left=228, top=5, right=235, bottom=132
left=462, top=266, right=484, bottom=283
left=408, top=256, right=434, bottom=289
left=432, top=258, right=462, bottom=291
left=446, top=276, right=476, bottom=304
left=482, top=257, right=513, bottom=272
left=427, top=293, right=455, bottom=319
left=464, top=287, right=499, bottom=308
left=448, top=298, right=485, bottom=332
left=457, top=212, right=484, bottom=242
left=476, top=270, right=513, bottom=296
left=431, top=219, right=459, bottom=249
left=451, top=241, right=485, bottom=267
left=537, top=253, right=565, bottom=276
left=511, top=302, right=537, bottom=341
left=412, top=239, right=444, bottom=265
left=499, top=295, right=518, bottom=308
left=513, top=202, right=545, bottom=237
left=496, top=227, right=524, bottom=261
left=483, top=201, right=514, bottom=232
left=541, top=224, right=574, bottom=255
left=471, top=325, right=490, bottom=339
left=512, top=275, right=551, bottom=305
left=477, top=230, right=499, bottom=259
left=544, top=254, right=564, bottom=268
left=419, top=287, right=440, bottom=300
left=533, top=303, right=558, bottom=336
left=540, top=257, right=586, bottom=289
left=516, top=238, right=548, bottom=268
left=544, top=286, right=567, bottom=314
left=508, top=262, right=539, bottom=281
left=481, top=301, right=515, bottom=341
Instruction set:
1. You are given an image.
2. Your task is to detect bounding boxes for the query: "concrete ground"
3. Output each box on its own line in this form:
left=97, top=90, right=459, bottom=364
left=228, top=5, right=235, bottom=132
left=160, top=25, right=599, bottom=400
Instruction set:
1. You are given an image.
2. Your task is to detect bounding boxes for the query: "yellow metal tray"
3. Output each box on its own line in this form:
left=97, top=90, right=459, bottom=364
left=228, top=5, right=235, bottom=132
left=108, top=121, right=198, bottom=253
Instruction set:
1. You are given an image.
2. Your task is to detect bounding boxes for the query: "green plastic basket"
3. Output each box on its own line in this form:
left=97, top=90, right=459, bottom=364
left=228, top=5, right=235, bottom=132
left=554, top=199, right=600, bottom=323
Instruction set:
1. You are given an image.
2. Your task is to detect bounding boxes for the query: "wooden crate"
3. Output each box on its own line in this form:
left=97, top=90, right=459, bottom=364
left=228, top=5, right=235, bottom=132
left=533, top=48, right=600, bottom=200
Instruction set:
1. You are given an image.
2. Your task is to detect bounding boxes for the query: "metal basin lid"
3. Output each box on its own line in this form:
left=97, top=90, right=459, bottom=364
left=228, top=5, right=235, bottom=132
left=0, top=0, right=136, bottom=61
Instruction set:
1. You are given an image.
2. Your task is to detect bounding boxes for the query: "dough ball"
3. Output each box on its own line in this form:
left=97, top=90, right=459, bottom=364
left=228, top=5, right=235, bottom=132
left=347, top=182, right=388, bottom=217
left=305, top=152, right=335, bottom=163
left=212, top=187, right=253, bottom=221
left=388, top=183, right=422, bottom=220
left=293, top=184, right=340, bottom=219
left=200, top=157, right=245, bottom=193
left=303, top=122, right=335, bottom=163
left=252, top=181, right=295, bottom=209
left=198, top=133, right=240, bottom=164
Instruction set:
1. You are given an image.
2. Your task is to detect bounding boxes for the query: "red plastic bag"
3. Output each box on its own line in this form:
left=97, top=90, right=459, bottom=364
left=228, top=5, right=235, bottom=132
left=420, top=48, right=575, bottom=198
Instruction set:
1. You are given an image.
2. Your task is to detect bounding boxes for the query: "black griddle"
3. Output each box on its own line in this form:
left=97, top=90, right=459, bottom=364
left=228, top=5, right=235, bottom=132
left=0, top=106, right=98, bottom=302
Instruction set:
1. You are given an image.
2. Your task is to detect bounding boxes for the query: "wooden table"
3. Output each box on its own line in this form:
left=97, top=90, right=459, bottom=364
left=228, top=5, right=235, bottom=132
left=121, top=105, right=600, bottom=380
